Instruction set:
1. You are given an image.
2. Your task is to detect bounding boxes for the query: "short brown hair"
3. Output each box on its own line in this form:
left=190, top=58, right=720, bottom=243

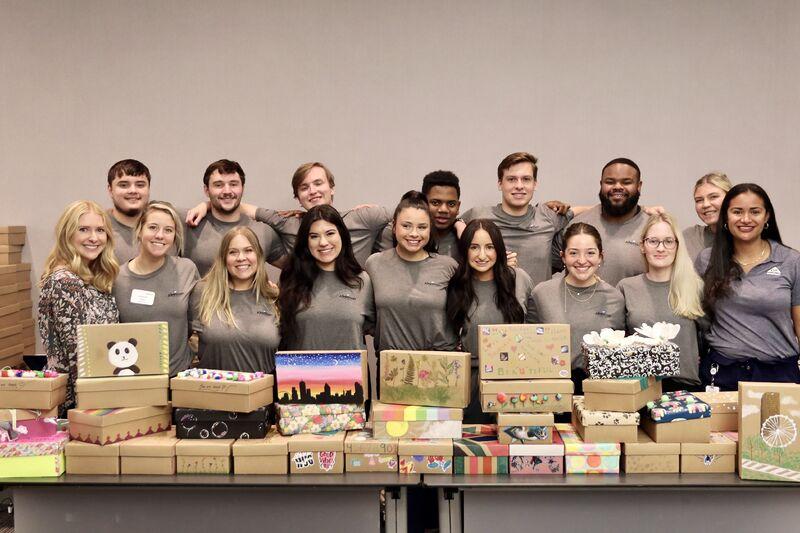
left=497, top=152, right=538, bottom=181
left=203, top=159, right=245, bottom=187
left=291, top=162, right=335, bottom=198
left=107, top=159, right=150, bottom=186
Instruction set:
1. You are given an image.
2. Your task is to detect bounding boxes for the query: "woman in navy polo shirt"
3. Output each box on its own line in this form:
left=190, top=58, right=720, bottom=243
left=697, top=183, right=800, bottom=390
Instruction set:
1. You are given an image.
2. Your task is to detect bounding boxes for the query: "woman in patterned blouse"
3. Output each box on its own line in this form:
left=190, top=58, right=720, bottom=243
left=38, top=200, right=120, bottom=413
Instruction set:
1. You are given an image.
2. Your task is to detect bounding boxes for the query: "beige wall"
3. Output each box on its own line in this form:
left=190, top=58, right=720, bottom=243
left=2, top=0, right=799, bottom=344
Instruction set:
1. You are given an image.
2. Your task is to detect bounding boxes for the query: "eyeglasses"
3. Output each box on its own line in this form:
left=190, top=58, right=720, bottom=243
left=643, top=237, right=678, bottom=250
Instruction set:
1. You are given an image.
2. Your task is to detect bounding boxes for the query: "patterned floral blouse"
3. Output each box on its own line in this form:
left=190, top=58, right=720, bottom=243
left=38, top=268, right=119, bottom=412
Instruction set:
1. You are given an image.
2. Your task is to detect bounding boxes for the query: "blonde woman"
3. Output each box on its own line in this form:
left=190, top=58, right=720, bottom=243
left=617, top=213, right=705, bottom=391
left=190, top=226, right=280, bottom=373
left=683, top=172, right=733, bottom=262
left=38, top=200, right=120, bottom=412
left=113, top=201, right=200, bottom=376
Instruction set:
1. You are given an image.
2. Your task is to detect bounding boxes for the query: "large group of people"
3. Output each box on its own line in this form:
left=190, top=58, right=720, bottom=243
left=37, top=153, right=800, bottom=418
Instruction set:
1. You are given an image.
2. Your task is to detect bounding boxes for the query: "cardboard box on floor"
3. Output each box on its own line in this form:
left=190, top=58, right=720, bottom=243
left=642, top=416, right=711, bottom=444
left=233, top=427, right=289, bottom=474
left=379, top=350, right=470, bottom=408
left=681, top=432, right=737, bottom=473
left=288, top=431, right=345, bottom=474
left=398, top=438, right=453, bottom=474
left=65, top=440, right=121, bottom=475
left=478, top=323, right=571, bottom=380
left=0, top=372, right=67, bottom=410
left=480, top=379, right=573, bottom=413
left=695, top=391, right=739, bottom=432
left=120, top=430, right=178, bottom=475
left=171, top=374, right=274, bottom=413
left=623, top=430, right=680, bottom=474
left=76, top=375, right=169, bottom=409
left=69, top=405, right=171, bottom=445
left=76, top=322, right=170, bottom=378
left=176, top=439, right=233, bottom=474
left=497, top=412, right=554, bottom=444
left=582, top=377, right=662, bottom=412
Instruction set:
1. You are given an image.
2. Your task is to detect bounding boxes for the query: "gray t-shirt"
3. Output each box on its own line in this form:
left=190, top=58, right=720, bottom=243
left=527, top=277, right=625, bottom=370
left=365, top=249, right=458, bottom=352
left=696, top=241, right=800, bottom=362
left=568, top=205, right=648, bottom=287
left=113, top=256, right=200, bottom=376
left=616, top=274, right=700, bottom=385
left=189, top=282, right=280, bottom=373
left=109, top=213, right=139, bottom=266
left=255, top=205, right=390, bottom=267
left=377, top=225, right=461, bottom=261
left=284, top=270, right=376, bottom=350
left=682, top=224, right=714, bottom=263
left=184, top=212, right=285, bottom=276
left=461, top=204, right=570, bottom=287
left=461, top=268, right=534, bottom=364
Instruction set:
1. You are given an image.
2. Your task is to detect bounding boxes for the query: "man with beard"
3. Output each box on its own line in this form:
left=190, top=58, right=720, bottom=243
left=183, top=159, right=286, bottom=276
left=567, top=157, right=648, bottom=286
left=106, top=159, right=152, bottom=265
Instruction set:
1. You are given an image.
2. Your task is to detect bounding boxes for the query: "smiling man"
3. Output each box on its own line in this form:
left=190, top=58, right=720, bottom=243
left=106, top=159, right=151, bottom=264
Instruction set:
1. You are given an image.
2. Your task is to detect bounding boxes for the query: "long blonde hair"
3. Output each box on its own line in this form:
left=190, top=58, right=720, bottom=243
left=41, top=200, right=119, bottom=293
left=197, top=226, right=279, bottom=328
left=693, top=172, right=732, bottom=195
left=641, top=213, right=704, bottom=320
left=134, top=201, right=185, bottom=256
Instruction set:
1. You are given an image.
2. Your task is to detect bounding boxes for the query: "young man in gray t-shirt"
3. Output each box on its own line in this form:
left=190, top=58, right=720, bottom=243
left=106, top=159, right=152, bottom=265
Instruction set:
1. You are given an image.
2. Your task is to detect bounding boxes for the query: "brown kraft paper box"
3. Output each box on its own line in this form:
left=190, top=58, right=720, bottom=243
left=0, top=265, right=20, bottom=286
left=345, top=430, right=399, bottom=472
left=0, top=284, right=21, bottom=308
left=582, top=377, right=663, bottom=412
left=478, top=324, right=571, bottom=380
left=65, top=440, right=121, bottom=475
left=176, top=439, right=233, bottom=474
left=642, top=416, right=711, bottom=444
left=288, top=431, right=345, bottom=474
left=0, top=373, right=67, bottom=410
left=76, top=322, right=170, bottom=378
left=497, top=413, right=554, bottom=444
left=623, top=430, right=680, bottom=473
left=171, top=374, right=274, bottom=413
left=232, top=427, right=290, bottom=474
left=120, top=430, right=178, bottom=475
left=378, top=350, right=470, bottom=408
left=0, top=343, right=24, bottom=368
left=16, top=298, right=32, bottom=323
left=481, top=379, right=573, bottom=413
left=398, top=438, right=453, bottom=474
left=0, top=302, right=19, bottom=329
left=572, top=396, right=639, bottom=443
left=694, top=391, right=738, bottom=432
left=76, top=375, right=169, bottom=409
left=0, top=324, right=22, bottom=351
left=69, top=405, right=172, bottom=445
left=681, top=432, right=737, bottom=473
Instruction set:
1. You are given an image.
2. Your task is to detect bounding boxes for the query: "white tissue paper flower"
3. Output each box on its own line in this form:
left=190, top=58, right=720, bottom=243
left=633, top=322, right=681, bottom=344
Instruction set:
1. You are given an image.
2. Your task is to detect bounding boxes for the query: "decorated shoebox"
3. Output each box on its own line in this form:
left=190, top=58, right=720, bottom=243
left=65, top=440, right=121, bottom=475
left=497, top=412, right=554, bottom=444
left=509, top=430, right=565, bottom=475
left=176, top=438, right=233, bottom=474
left=233, top=427, right=290, bottom=474
left=277, top=403, right=366, bottom=436
left=623, top=430, right=680, bottom=474
left=379, top=350, right=470, bottom=408
left=582, top=324, right=681, bottom=379
left=642, top=391, right=711, bottom=443
left=681, top=432, right=737, bottom=474
left=739, top=382, right=800, bottom=482
left=76, top=375, right=169, bottom=409
left=174, top=406, right=268, bottom=439
left=275, top=350, right=367, bottom=404
left=572, top=396, right=639, bottom=443
left=76, top=322, right=169, bottom=378
left=371, top=401, right=462, bottom=439
left=695, top=391, right=739, bottom=432
left=0, top=370, right=67, bottom=409
left=582, top=377, right=662, bottom=412
left=556, top=423, right=620, bottom=474
left=453, top=432, right=509, bottom=474
left=68, top=405, right=172, bottom=445
left=344, top=430, right=398, bottom=473
left=478, top=324, right=571, bottom=380
left=0, top=453, right=65, bottom=477
left=0, top=431, right=68, bottom=458
left=398, top=438, right=453, bottom=474
left=120, top=430, right=178, bottom=475
left=480, top=379, right=573, bottom=413
left=288, top=431, right=346, bottom=474
left=171, top=369, right=274, bottom=413
left=0, top=408, right=58, bottom=439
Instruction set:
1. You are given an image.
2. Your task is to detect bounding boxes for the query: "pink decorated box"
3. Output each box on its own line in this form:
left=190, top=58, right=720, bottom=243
left=509, top=430, right=565, bottom=475
left=0, top=431, right=69, bottom=458
left=556, top=423, right=620, bottom=474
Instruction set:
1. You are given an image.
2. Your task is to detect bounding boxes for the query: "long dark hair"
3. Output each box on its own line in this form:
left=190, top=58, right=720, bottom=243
left=391, top=190, right=438, bottom=253
left=446, top=219, right=524, bottom=335
left=702, top=183, right=782, bottom=314
left=278, top=205, right=363, bottom=347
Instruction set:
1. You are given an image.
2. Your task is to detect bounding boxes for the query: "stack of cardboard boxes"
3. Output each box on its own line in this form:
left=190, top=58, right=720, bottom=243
left=0, top=225, right=34, bottom=367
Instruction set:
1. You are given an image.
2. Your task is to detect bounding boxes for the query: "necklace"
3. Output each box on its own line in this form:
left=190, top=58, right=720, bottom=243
left=564, top=277, right=598, bottom=313
left=734, top=241, right=769, bottom=267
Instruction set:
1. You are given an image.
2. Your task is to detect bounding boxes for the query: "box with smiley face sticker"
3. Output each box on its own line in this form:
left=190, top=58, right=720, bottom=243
left=478, top=324, right=570, bottom=380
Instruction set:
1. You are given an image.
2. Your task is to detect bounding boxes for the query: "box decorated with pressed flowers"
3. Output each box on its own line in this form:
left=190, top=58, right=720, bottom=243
left=379, top=350, right=470, bottom=408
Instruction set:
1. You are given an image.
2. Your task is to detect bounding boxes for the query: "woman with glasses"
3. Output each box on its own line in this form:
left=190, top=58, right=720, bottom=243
left=617, top=214, right=705, bottom=391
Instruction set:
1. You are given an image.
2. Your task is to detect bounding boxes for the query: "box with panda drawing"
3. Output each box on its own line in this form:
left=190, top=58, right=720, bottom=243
left=76, top=322, right=169, bottom=378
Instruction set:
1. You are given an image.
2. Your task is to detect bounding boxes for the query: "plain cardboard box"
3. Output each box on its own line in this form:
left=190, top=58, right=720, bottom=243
left=0, top=252, right=21, bottom=265
left=288, top=431, right=345, bottom=474
left=69, top=404, right=172, bottom=445
left=695, top=391, right=739, bottom=432
left=0, top=302, right=19, bottom=328
left=176, top=439, right=233, bottom=474
left=171, top=374, right=274, bottom=413
left=642, top=416, right=711, bottom=444
left=623, top=430, right=680, bottom=473
left=15, top=263, right=31, bottom=283
left=76, top=375, right=169, bottom=409
left=681, top=432, right=737, bottom=473
left=0, top=284, right=19, bottom=308
left=0, top=344, right=23, bottom=367
left=16, top=298, right=32, bottom=322
left=398, top=438, right=453, bottom=474
left=378, top=350, right=470, bottom=408
left=0, top=266, right=17, bottom=286
left=65, top=440, right=121, bottom=475
left=497, top=412, right=554, bottom=444
left=582, top=377, right=662, bottom=412
left=344, top=430, right=398, bottom=472
left=0, top=407, right=57, bottom=421
left=478, top=323, right=571, bottom=380
left=0, top=324, right=22, bottom=351
left=0, top=226, right=25, bottom=235
left=0, top=233, right=25, bottom=245
left=76, top=322, right=170, bottom=378
left=0, top=372, right=67, bottom=409
left=572, top=396, right=639, bottom=443
left=233, top=427, right=289, bottom=474
left=120, top=430, right=178, bottom=475
left=480, top=379, right=573, bottom=413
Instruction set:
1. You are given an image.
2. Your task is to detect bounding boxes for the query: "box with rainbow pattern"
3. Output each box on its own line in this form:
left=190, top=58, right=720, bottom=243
left=557, top=423, right=620, bottom=474
left=453, top=434, right=509, bottom=474
left=478, top=324, right=571, bottom=380
left=480, top=379, right=573, bottom=413
left=371, top=401, right=462, bottom=439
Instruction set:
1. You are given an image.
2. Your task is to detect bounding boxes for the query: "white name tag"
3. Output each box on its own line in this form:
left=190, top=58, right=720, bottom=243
left=130, top=289, right=155, bottom=306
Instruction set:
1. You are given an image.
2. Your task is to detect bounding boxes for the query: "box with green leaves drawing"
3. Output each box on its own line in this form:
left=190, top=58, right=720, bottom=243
left=379, top=350, right=470, bottom=408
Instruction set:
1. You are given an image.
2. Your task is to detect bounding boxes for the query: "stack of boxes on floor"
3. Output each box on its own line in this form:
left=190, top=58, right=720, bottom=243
left=0, top=225, right=34, bottom=366
left=375, top=350, right=470, bottom=474
left=478, top=324, right=574, bottom=475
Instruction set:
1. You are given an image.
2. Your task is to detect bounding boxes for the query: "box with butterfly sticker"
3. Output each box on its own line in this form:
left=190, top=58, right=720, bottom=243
left=508, top=429, right=565, bottom=475
left=478, top=324, right=570, bottom=380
